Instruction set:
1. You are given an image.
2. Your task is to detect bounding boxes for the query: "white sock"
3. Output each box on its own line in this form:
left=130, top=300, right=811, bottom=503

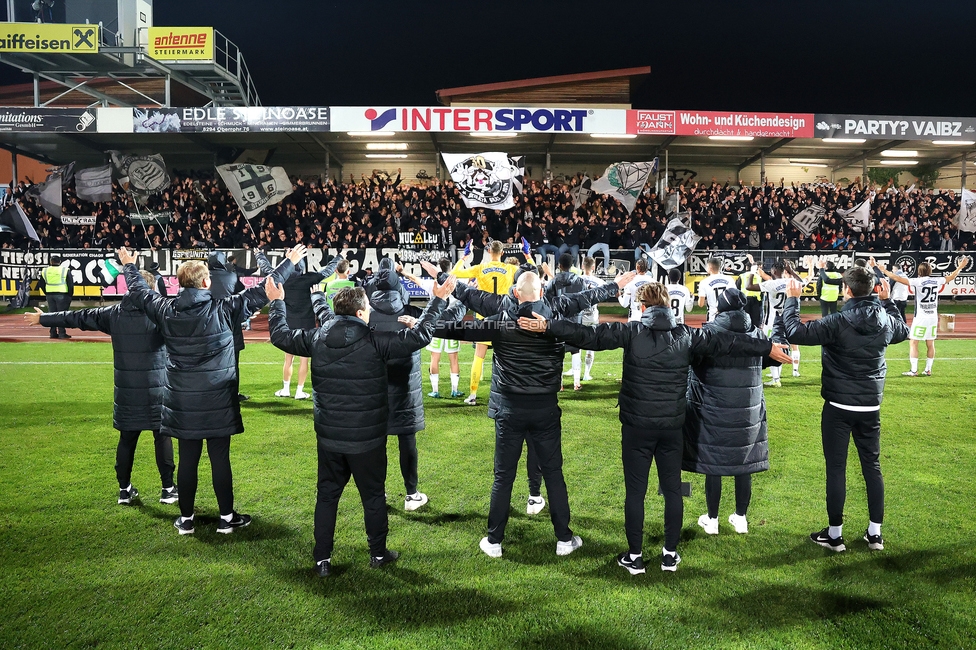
left=571, top=353, right=581, bottom=385
left=179, top=514, right=193, bottom=522
left=791, top=350, right=800, bottom=371
left=828, top=525, right=842, bottom=539
left=450, top=373, right=459, bottom=392
left=584, top=351, right=594, bottom=376
left=910, top=357, right=918, bottom=372
left=868, top=521, right=882, bottom=537
left=629, top=552, right=641, bottom=562
left=318, top=557, right=331, bottom=565
left=282, top=380, right=290, bottom=392
left=662, top=547, right=676, bottom=557
left=124, top=483, right=132, bottom=492
left=220, top=512, right=233, bottom=522
left=296, top=384, right=304, bottom=393
left=430, top=373, right=439, bottom=393
left=771, top=366, right=781, bottom=380
left=924, top=357, right=934, bottom=372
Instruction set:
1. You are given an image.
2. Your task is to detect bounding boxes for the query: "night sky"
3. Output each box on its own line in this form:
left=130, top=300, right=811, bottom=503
left=2, top=0, right=975, bottom=116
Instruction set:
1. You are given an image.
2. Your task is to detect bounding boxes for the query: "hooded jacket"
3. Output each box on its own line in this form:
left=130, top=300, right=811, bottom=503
left=683, top=308, right=770, bottom=476
left=269, top=296, right=446, bottom=454
left=363, top=258, right=411, bottom=305
left=782, top=295, right=909, bottom=407
left=121, top=260, right=294, bottom=439
left=544, top=271, right=587, bottom=323
left=258, top=253, right=343, bottom=330
left=207, top=251, right=246, bottom=351
left=548, top=307, right=775, bottom=431
left=39, top=294, right=166, bottom=432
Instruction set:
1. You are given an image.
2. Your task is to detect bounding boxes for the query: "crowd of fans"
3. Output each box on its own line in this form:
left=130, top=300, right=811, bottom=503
left=3, top=169, right=972, bottom=254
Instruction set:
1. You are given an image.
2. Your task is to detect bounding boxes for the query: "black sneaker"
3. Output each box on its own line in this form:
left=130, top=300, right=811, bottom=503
left=174, top=516, right=195, bottom=535
left=617, top=552, right=646, bottom=575
left=118, top=485, right=139, bottom=505
left=238, top=393, right=250, bottom=402
left=314, top=559, right=332, bottom=578
left=58, top=333, right=72, bottom=339
left=160, top=485, right=179, bottom=504
left=863, top=530, right=884, bottom=551
left=216, top=511, right=252, bottom=534
left=810, top=527, right=846, bottom=552
left=661, top=552, right=681, bottom=572
left=369, top=549, right=399, bottom=569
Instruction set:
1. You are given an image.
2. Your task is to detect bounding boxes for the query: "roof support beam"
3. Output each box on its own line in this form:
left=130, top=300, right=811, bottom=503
left=651, top=135, right=676, bottom=159
left=832, top=140, right=905, bottom=172
left=737, top=138, right=793, bottom=172
left=308, top=133, right=344, bottom=168
left=0, top=142, right=61, bottom=167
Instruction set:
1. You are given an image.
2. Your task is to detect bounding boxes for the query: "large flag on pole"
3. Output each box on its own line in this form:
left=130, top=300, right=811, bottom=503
left=956, top=189, right=976, bottom=233
left=570, top=176, right=592, bottom=210
left=110, top=151, right=170, bottom=204
left=591, top=159, right=658, bottom=214
left=75, top=164, right=114, bottom=202
left=0, top=201, right=41, bottom=243
left=646, top=217, right=702, bottom=270
left=836, top=199, right=871, bottom=231
left=217, top=164, right=294, bottom=219
left=442, top=153, right=524, bottom=210
left=791, top=205, right=826, bottom=237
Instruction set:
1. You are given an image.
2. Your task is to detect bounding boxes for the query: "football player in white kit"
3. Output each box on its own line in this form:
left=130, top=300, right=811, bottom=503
left=875, top=256, right=969, bottom=376
left=666, top=268, right=693, bottom=324
left=697, top=257, right=735, bottom=322
left=746, top=259, right=806, bottom=386
left=579, top=256, right=607, bottom=381
left=619, top=258, right=654, bottom=322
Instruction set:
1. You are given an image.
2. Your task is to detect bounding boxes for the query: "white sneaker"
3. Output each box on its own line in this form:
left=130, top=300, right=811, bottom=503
left=764, top=379, right=782, bottom=388
left=556, top=535, right=583, bottom=556
left=463, top=393, right=477, bottom=406
left=728, top=513, right=749, bottom=534
left=404, top=492, right=428, bottom=511
left=527, top=496, right=546, bottom=515
left=479, top=536, right=502, bottom=558
left=295, top=390, right=310, bottom=400
left=274, top=388, right=290, bottom=397
left=697, top=514, right=719, bottom=535
left=562, top=368, right=573, bottom=376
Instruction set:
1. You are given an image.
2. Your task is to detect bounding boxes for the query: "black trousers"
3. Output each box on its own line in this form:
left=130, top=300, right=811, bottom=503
left=821, top=403, right=884, bottom=526
left=705, top=474, right=752, bottom=519
left=395, top=433, right=418, bottom=494
left=46, top=294, right=70, bottom=336
left=116, top=430, right=175, bottom=489
left=820, top=299, right=839, bottom=317
left=893, top=300, right=907, bottom=322
left=622, top=425, right=683, bottom=554
left=488, top=397, right=572, bottom=545
left=745, top=297, right=763, bottom=332
left=527, top=441, right=542, bottom=497
left=313, top=443, right=388, bottom=562
left=177, top=437, right=234, bottom=518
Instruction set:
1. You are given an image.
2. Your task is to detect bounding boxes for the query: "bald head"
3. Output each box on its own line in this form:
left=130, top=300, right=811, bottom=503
left=514, top=271, right=542, bottom=303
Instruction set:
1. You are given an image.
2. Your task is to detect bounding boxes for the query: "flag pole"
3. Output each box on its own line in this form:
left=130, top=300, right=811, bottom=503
left=129, top=191, right=153, bottom=251
left=243, top=212, right=260, bottom=244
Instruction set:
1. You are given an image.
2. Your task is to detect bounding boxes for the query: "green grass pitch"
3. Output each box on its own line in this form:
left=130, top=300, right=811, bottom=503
left=1, top=339, right=975, bottom=649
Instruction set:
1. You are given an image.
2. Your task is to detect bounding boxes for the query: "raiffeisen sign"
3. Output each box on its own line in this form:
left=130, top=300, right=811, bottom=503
left=330, top=106, right=626, bottom=133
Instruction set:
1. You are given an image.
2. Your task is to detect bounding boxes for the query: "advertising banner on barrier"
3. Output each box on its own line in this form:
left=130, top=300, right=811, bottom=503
left=130, top=106, right=331, bottom=133
left=0, top=107, right=96, bottom=133
left=330, top=106, right=626, bottom=134
left=627, top=110, right=814, bottom=138
left=146, top=27, right=213, bottom=61
left=814, top=114, right=976, bottom=141
left=0, top=23, right=99, bottom=53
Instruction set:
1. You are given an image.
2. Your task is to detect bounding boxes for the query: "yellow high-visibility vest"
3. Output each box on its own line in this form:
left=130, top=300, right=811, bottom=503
left=42, top=265, right=68, bottom=293
left=821, top=271, right=842, bottom=302
left=740, top=270, right=761, bottom=298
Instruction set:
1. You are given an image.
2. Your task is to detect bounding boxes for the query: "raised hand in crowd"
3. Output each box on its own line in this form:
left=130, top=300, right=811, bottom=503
left=265, top=276, right=285, bottom=301
left=285, top=244, right=308, bottom=265
left=419, top=260, right=440, bottom=277
left=877, top=278, right=891, bottom=300
left=614, top=270, right=637, bottom=288
left=786, top=279, right=804, bottom=298
left=118, top=247, right=137, bottom=266
left=432, top=275, right=457, bottom=300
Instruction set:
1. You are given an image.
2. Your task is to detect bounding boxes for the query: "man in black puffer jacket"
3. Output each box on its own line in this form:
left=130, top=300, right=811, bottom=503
left=782, top=266, right=908, bottom=554
left=684, top=287, right=776, bottom=538
left=268, top=278, right=453, bottom=578
left=545, top=253, right=588, bottom=391
left=208, top=251, right=250, bottom=401
left=522, top=283, right=789, bottom=574
left=26, top=270, right=177, bottom=507
left=118, top=246, right=301, bottom=536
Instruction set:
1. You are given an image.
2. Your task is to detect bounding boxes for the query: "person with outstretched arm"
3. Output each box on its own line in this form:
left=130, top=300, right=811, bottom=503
left=781, top=267, right=909, bottom=553
left=117, top=245, right=303, bottom=536
left=267, top=276, right=454, bottom=578
left=518, top=283, right=790, bottom=574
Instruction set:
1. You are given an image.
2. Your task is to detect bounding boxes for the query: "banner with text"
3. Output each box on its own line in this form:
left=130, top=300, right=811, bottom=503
left=627, top=110, right=814, bottom=138
left=814, top=114, right=976, bottom=141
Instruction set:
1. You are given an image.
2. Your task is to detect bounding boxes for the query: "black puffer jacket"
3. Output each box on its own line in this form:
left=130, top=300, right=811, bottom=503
left=122, top=261, right=294, bottom=439
left=269, top=297, right=446, bottom=454
left=207, top=251, right=246, bottom=351
left=258, top=252, right=343, bottom=329
left=544, top=271, right=587, bottom=323
left=369, top=267, right=427, bottom=436
left=683, top=309, right=770, bottom=476
left=39, top=295, right=165, bottom=432
left=548, top=307, right=775, bottom=431
left=782, top=295, right=909, bottom=407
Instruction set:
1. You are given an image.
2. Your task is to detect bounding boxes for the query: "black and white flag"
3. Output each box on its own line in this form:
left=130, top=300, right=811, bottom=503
left=570, top=176, right=592, bottom=210
left=442, top=153, right=524, bottom=210
left=646, top=217, right=701, bottom=270
left=0, top=201, right=40, bottom=243
left=591, top=159, right=658, bottom=214
left=957, top=189, right=976, bottom=233
left=110, top=151, right=170, bottom=203
left=791, top=205, right=826, bottom=237
left=665, top=192, right=679, bottom=216
left=837, top=199, right=871, bottom=231
left=75, top=164, right=113, bottom=203
left=217, top=164, right=293, bottom=219
left=25, top=162, right=73, bottom=217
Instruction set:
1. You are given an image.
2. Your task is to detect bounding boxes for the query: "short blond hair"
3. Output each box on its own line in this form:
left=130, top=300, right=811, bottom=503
left=636, top=282, right=669, bottom=308
left=139, top=270, right=156, bottom=288
left=488, top=240, right=504, bottom=256
left=177, top=260, right=209, bottom=289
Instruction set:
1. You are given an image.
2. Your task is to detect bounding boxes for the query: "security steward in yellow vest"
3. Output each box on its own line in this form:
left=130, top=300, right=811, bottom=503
left=817, top=261, right=843, bottom=317
left=739, top=265, right=764, bottom=330
left=38, top=256, right=74, bottom=339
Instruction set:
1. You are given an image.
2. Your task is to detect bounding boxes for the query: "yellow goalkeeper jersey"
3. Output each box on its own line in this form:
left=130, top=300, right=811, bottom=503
left=452, top=257, right=519, bottom=296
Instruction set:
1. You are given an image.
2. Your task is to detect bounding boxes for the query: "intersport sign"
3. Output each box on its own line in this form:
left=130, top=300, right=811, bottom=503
left=329, top=106, right=625, bottom=133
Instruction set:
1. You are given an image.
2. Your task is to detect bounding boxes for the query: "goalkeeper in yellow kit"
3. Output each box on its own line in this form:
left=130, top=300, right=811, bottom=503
left=452, top=240, right=519, bottom=405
